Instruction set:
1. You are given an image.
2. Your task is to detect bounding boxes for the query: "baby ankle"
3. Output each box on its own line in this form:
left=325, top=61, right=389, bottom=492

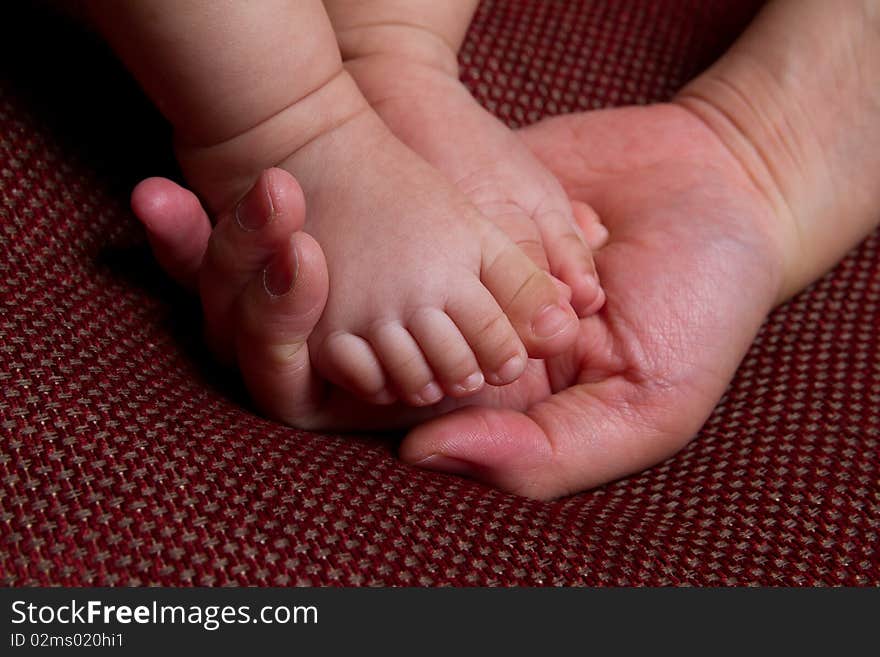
left=336, top=24, right=460, bottom=78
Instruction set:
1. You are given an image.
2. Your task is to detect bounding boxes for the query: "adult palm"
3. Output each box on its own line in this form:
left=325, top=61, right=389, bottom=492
left=401, top=103, right=788, bottom=498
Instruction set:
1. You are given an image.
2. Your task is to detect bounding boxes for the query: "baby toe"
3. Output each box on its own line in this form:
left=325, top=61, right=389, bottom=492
left=572, top=200, right=610, bottom=251
left=369, top=321, right=442, bottom=407
left=407, top=307, right=485, bottom=397
left=316, top=331, right=395, bottom=404
left=444, top=284, right=527, bottom=387
left=535, top=209, right=604, bottom=317
left=479, top=226, right=579, bottom=359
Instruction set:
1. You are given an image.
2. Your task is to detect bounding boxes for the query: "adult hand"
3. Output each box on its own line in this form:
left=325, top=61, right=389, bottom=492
left=403, top=0, right=880, bottom=497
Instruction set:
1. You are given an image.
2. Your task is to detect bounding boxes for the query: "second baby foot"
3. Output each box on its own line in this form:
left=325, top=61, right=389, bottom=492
left=345, top=55, right=606, bottom=317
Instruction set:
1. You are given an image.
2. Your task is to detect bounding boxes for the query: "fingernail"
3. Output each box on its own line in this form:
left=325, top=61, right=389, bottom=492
left=235, top=178, right=274, bottom=231
left=533, top=303, right=572, bottom=338
left=263, top=244, right=298, bottom=297
left=494, top=354, right=525, bottom=383
left=412, top=453, right=481, bottom=479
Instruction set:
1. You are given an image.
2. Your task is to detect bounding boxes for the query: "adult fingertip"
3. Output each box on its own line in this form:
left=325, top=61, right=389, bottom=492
left=131, top=177, right=210, bottom=290
left=287, top=231, right=329, bottom=310
left=263, top=168, right=307, bottom=232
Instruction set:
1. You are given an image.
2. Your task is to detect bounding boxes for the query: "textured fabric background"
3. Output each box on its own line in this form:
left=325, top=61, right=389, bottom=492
left=1, top=0, right=877, bottom=586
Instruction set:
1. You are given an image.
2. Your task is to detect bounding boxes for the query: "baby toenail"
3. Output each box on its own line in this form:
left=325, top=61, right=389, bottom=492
left=369, top=389, right=397, bottom=405
left=457, top=372, right=484, bottom=393
left=533, top=304, right=572, bottom=339
left=585, top=275, right=606, bottom=310
left=495, top=355, right=525, bottom=383
left=235, top=184, right=273, bottom=231
left=417, top=382, right=444, bottom=405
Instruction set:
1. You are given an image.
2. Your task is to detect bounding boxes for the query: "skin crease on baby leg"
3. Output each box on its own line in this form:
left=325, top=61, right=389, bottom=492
left=87, top=0, right=581, bottom=407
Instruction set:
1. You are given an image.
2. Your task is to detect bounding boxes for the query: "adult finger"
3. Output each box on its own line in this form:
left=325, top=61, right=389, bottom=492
left=198, top=168, right=307, bottom=360
left=131, top=177, right=212, bottom=290
left=399, top=375, right=712, bottom=500
left=235, top=230, right=331, bottom=428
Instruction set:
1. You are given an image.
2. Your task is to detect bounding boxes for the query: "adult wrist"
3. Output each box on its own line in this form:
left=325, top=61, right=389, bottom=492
left=675, top=0, right=880, bottom=304
left=674, top=57, right=802, bottom=305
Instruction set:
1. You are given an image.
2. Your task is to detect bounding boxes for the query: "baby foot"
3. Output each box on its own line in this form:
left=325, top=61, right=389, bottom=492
left=174, top=73, right=578, bottom=407
left=345, top=56, right=606, bottom=316
left=290, top=109, right=580, bottom=405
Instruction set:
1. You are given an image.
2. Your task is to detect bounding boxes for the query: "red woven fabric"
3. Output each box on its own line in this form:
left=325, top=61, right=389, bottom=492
left=1, top=1, right=878, bottom=586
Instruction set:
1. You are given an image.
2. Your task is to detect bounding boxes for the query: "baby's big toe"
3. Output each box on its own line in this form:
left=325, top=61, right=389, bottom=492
left=480, top=228, right=580, bottom=360
left=536, top=208, right=606, bottom=317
